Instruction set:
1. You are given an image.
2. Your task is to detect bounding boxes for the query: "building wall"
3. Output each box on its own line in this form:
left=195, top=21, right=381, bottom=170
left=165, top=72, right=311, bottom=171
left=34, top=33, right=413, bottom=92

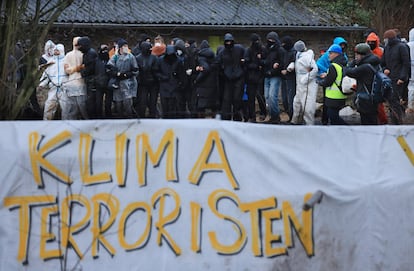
left=49, top=26, right=364, bottom=59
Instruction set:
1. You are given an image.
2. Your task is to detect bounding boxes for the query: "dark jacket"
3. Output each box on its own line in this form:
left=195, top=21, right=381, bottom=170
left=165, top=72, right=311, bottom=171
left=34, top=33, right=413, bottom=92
left=381, top=38, right=410, bottom=82
left=156, top=45, right=184, bottom=98
left=281, top=37, right=297, bottom=80
left=194, top=40, right=218, bottom=109
left=136, top=42, right=159, bottom=86
left=216, top=44, right=245, bottom=81
left=95, top=52, right=109, bottom=89
left=78, top=37, right=98, bottom=81
left=244, top=44, right=264, bottom=84
left=263, top=42, right=285, bottom=78
left=345, top=53, right=381, bottom=95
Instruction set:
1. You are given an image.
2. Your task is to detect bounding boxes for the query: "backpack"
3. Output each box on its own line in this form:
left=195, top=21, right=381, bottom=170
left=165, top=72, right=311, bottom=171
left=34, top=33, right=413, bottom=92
left=355, top=64, right=393, bottom=113
left=367, top=64, right=393, bottom=103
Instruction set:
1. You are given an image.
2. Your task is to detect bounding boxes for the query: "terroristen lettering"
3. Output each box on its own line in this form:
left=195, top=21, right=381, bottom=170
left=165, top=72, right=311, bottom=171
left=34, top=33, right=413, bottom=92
left=4, top=129, right=315, bottom=265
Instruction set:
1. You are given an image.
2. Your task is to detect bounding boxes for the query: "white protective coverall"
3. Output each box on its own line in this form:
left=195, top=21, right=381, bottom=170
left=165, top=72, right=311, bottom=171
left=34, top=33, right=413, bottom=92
left=407, top=28, right=414, bottom=112
left=38, top=44, right=68, bottom=120
left=37, top=40, right=56, bottom=109
left=62, top=37, right=88, bottom=120
left=291, top=49, right=319, bottom=125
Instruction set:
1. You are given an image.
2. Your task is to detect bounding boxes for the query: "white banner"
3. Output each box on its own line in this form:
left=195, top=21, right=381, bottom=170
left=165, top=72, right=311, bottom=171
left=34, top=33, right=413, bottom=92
left=0, top=120, right=413, bottom=271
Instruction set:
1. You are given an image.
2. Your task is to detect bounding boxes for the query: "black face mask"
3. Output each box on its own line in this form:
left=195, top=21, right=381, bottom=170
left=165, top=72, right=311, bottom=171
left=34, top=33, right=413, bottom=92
left=267, top=41, right=276, bottom=49
left=224, top=41, right=234, bottom=49
left=252, top=41, right=260, bottom=50
left=99, top=49, right=109, bottom=61
left=367, top=42, right=376, bottom=50
left=142, top=48, right=151, bottom=56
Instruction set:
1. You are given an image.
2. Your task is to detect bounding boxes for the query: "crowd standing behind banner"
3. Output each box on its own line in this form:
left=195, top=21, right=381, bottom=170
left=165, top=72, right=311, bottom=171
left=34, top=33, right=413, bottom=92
left=29, top=28, right=414, bottom=124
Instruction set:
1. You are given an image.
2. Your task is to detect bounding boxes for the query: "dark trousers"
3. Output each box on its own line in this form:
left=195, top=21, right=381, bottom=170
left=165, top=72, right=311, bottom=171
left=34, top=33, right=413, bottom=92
left=137, top=84, right=158, bottom=118
left=176, top=85, right=194, bottom=118
left=281, top=78, right=296, bottom=120
left=327, top=107, right=347, bottom=125
left=160, top=96, right=178, bottom=119
left=96, top=86, right=113, bottom=118
left=221, top=78, right=244, bottom=120
left=386, top=81, right=404, bottom=124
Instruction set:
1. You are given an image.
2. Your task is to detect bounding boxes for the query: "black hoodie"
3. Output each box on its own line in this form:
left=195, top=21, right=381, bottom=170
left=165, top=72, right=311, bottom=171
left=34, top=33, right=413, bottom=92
left=78, top=37, right=98, bottom=79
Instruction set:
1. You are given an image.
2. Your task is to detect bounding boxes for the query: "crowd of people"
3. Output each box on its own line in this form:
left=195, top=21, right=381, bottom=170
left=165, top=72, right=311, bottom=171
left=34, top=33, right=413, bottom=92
left=33, top=28, right=414, bottom=125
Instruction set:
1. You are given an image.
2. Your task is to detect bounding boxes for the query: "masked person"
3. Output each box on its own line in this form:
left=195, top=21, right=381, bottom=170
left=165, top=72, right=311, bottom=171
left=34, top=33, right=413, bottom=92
left=136, top=41, right=159, bottom=118
left=95, top=44, right=112, bottom=118
left=263, top=31, right=285, bottom=124
left=77, top=36, right=99, bottom=118
left=106, top=39, right=139, bottom=118
left=244, top=33, right=266, bottom=122
left=38, top=44, right=68, bottom=120
left=156, top=45, right=185, bottom=118
left=215, top=33, right=246, bottom=121
left=37, top=40, right=56, bottom=111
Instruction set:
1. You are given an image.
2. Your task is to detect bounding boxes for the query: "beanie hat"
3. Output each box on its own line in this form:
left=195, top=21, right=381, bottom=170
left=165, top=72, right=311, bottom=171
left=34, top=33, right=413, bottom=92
left=250, top=33, right=260, bottom=42
left=293, top=40, right=306, bottom=52
left=383, top=29, right=397, bottom=39
left=354, top=43, right=371, bottom=55
left=117, top=39, right=128, bottom=48
left=327, top=44, right=342, bottom=54
left=224, top=33, right=234, bottom=41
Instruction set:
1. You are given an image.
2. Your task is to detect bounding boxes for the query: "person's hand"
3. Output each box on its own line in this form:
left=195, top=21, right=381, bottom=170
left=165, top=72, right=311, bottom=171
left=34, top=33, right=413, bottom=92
left=281, top=70, right=287, bottom=75
left=397, top=79, right=404, bottom=85
left=320, top=73, right=327, bottom=79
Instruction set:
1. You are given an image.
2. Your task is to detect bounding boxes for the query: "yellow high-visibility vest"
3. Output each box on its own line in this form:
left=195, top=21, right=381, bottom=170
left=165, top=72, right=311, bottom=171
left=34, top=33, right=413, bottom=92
left=325, top=63, right=347, bottom=100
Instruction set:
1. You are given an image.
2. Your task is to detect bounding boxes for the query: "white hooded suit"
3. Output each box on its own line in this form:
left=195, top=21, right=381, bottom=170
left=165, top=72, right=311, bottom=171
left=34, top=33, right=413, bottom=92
left=291, top=49, right=318, bottom=125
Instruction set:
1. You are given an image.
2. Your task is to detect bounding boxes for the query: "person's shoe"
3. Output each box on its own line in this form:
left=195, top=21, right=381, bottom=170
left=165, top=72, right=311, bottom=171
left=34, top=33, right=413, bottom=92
left=248, top=118, right=256, bottom=123
left=264, top=117, right=280, bottom=124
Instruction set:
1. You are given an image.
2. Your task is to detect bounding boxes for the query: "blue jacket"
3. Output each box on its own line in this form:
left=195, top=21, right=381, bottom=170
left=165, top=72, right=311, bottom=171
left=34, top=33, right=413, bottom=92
left=316, top=37, right=348, bottom=75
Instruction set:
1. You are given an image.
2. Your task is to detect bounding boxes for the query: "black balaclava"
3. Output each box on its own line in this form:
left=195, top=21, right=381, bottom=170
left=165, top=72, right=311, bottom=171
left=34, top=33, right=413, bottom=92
left=140, top=41, right=152, bottom=56
left=250, top=33, right=261, bottom=50
left=224, top=33, right=234, bottom=49
left=77, top=36, right=91, bottom=54
left=281, top=36, right=293, bottom=51
left=98, top=46, right=109, bottom=61
left=164, top=45, right=177, bottom=63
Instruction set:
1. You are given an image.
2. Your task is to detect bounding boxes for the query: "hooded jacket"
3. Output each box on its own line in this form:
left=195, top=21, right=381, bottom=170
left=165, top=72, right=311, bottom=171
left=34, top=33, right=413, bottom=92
left=40, top=40, right=56, bottom=66
left=263, top=32, right=284, bottom=77
left=194, top=40, right=218, bottom=108
left=317, top=37, right=348, bottom=75
left=366, top=32, right=383, bottom=59
left=381, top=36, right=410, bottom=82
left=407, top=28, right=414, bottom=81
left=77, top=37, right=98, bottom=81
left=39, top=44, right=68, bottom=89
left=216, top=34, right=245, bottom=81
left=136, top=41, right=159, bottom=86
left=244, top=37, right=264, bottom=84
